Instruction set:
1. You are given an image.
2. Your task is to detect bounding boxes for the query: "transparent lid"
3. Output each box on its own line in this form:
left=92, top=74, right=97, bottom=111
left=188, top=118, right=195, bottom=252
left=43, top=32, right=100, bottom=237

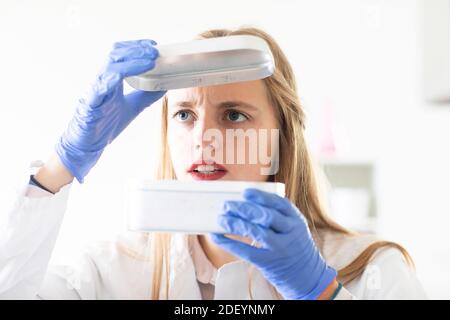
left=125, top=35, right=275, bottom=91
left=129, top=179, right=285, bottom=197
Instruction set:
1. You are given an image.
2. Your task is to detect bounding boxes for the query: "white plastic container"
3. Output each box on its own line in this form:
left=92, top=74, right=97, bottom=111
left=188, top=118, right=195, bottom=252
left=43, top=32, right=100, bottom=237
left=125, top=35, right=275, bottom=91
left=125, top=180, right=285, bottom=234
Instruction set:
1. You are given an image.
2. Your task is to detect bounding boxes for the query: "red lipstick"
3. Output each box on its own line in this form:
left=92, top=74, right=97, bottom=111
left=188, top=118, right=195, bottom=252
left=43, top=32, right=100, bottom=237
left=187, top=161, right=227, bottom=181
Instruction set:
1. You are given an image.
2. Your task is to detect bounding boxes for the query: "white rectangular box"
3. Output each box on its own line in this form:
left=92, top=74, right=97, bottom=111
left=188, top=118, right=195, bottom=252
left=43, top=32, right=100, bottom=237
left=125, top=180, right=285, bottom=234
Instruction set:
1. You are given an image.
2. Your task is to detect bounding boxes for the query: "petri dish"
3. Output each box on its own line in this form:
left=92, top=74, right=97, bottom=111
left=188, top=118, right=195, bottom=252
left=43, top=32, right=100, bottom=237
left=125, top=35, right=275, bottom=91
left=125, top=179, right=285, bottom=234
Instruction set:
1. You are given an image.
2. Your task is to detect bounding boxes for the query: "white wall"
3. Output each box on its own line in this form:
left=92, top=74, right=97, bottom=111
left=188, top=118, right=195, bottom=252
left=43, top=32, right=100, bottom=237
left=1, top=0, right=449, bottom=298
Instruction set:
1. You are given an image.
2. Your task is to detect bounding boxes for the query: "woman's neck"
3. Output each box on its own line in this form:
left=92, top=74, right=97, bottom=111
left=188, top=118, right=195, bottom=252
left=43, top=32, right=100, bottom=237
left=197, top=234, right=252, bottom=269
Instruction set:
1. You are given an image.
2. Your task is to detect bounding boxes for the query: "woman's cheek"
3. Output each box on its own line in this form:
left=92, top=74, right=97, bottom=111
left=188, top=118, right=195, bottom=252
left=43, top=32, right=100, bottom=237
left=226, top=131, right=274, bottom=182
left=168, top=125, right=194, bottom=179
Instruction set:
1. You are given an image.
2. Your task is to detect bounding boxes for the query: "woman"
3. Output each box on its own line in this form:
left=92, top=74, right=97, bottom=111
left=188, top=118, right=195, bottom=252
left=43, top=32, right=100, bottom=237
left=0, top=27, right=426, bottom=299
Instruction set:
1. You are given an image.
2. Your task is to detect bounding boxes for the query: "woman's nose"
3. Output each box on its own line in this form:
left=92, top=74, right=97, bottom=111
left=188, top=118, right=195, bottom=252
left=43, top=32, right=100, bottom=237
left=193, top=116, right=221, bottom=151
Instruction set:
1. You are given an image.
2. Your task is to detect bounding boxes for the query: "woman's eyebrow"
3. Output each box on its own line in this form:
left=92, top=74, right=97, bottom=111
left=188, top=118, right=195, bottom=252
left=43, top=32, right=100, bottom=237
left=217, top=101, right=259, bottom=111
left=172, top=101, right=194, bottom=108
left=170, top=100, right=259, bottom=110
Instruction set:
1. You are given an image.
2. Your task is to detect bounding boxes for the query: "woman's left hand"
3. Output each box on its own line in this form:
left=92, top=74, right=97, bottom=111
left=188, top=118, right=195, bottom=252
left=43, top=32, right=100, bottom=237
left=210, top=188, right=337, bottom=300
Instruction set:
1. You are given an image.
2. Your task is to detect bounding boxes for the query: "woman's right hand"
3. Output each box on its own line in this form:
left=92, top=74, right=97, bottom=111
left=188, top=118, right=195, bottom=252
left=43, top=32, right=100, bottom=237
left=55, top=39, right=166, bottom=183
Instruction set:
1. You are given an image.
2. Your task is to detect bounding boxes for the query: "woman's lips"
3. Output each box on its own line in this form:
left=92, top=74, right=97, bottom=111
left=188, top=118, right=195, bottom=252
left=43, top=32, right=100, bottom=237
left=189, top=170, right=227, bottom=180
left=187, top=162, right=227, bottom=181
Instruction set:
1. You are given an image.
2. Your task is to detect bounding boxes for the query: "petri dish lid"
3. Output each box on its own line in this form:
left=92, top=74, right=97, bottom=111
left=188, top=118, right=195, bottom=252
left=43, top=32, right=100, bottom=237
left=130, top=179, right=285, bottom=197
left=125, top=35, right=275, bottom=91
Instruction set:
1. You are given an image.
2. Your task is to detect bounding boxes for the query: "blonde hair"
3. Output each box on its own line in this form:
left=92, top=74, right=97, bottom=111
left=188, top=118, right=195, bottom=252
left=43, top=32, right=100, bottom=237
left=141, top=26, right=414, bottom=299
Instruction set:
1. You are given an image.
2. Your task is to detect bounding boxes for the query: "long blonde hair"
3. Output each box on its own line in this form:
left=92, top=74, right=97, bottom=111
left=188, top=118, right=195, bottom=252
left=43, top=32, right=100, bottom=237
left=145, top=27, right=414, bottom=299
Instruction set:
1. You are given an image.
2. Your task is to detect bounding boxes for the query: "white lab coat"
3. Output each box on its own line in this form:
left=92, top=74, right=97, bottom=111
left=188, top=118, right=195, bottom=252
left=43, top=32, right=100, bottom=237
left=0, top=161, right=428, bottom=300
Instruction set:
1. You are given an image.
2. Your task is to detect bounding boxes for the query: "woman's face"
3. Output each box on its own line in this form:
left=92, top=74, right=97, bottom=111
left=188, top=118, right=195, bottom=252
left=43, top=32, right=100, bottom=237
left=166, top=80, right=279, bottom=182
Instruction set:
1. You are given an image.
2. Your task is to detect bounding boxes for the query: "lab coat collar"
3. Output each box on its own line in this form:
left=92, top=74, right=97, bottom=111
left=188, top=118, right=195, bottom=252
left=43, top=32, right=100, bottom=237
left=188, top=235, right=218, bottom=285
left=167, top=233, right=277, bottom=300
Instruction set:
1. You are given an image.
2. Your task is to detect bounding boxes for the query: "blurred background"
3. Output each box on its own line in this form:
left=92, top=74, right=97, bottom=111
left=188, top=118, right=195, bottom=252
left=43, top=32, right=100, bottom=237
left=1, top=0, right=449, bottom=299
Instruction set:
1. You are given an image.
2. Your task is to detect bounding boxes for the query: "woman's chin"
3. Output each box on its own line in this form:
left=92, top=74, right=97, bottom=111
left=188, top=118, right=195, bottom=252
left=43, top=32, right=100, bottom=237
left=224, top=233, right=253, bottom=245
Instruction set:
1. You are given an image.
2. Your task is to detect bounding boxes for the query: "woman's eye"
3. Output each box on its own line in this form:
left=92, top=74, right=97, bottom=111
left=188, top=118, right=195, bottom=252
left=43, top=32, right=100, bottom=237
left=174, top=110, right=193, bottom=122
left=225, top=110, right=248, bottom=123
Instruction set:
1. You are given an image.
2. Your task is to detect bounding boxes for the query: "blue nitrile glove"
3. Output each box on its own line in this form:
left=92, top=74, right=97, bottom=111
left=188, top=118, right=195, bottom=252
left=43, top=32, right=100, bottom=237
left=210, top=188, right=337, bottom=300
left=55, top=39, right=166, bottom=183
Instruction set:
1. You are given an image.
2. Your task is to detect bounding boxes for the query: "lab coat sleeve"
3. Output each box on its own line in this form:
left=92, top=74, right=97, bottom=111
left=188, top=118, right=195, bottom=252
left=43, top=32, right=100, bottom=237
left=36, top=251, right=101, bottom=300
left=346, top=247, right=428, bottom=299
left=0, top=160, right=75, bottom=299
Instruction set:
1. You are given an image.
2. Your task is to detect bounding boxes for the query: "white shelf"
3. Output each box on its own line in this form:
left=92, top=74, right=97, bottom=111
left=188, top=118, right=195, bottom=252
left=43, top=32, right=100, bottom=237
left=318, top=159, right=377, bottom=233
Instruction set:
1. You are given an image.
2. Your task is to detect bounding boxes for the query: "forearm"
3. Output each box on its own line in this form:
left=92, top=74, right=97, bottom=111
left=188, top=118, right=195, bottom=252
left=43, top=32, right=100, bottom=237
left=317, top=279, right=339, bottom=300
left=33, top=153, right=74, bottom=193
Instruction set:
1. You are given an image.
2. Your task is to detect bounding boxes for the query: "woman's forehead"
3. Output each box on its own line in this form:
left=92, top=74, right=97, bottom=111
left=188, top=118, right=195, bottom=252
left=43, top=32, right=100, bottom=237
left=167, top=80, right=269, bottom=107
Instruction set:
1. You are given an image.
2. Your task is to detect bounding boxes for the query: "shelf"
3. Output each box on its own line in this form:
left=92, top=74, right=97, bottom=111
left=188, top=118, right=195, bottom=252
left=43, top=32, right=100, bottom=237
left=318, top=160, right=377, bottom=232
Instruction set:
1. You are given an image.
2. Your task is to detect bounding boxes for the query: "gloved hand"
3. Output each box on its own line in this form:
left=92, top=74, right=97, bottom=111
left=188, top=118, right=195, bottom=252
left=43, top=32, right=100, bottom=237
left=210, top=188, right=337, bottom=300
left=55, top=39, right=166, bottom=183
